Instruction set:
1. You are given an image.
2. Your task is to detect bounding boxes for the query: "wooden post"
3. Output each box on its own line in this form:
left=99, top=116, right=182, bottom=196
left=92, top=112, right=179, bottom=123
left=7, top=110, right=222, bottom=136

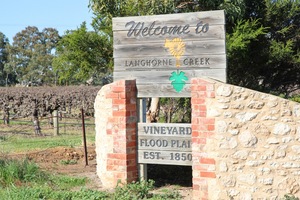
left=138, top=98, right=147, bottom=180
left=53, top=110, right=59, bottom=136
left=81, top=108, right=88, bottom=166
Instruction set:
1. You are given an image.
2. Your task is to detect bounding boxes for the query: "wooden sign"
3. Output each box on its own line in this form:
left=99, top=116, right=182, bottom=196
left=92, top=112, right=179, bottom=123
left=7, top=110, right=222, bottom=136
left=138, top=123, right=192, bottom=166
left=113, top=10, right=226, bottom=97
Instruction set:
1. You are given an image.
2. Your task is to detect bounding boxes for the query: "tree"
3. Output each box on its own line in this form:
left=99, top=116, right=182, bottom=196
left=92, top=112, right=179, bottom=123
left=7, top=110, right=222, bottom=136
left=0, top=32, right=9, bottom=86
left=5, top=26, right=60, bottom=86
left=226, top=0, right=300, bottom=96
left=53, top=23, right=112, bottom=85
left=262, top=0, right=300, bottom=96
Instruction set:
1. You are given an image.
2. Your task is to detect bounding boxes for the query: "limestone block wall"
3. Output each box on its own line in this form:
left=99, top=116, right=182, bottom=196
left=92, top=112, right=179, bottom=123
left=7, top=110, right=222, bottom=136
left=94, top=80, right=138, bottom=188
left=192, top=78, right=300, bottom=199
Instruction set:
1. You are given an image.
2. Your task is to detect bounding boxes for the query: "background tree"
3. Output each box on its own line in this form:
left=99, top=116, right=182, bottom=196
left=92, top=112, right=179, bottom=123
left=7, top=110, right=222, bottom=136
left=0, top=32, right=9, bottom=86
left=5, top=26, right=60, bottom=86
left=262, top=0, right=300, bottom=96
left=53, top=23, right=112, bottom=85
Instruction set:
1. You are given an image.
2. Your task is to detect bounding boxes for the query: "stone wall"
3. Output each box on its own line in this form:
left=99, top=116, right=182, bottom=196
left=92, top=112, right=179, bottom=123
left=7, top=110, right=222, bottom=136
left=94, top=80, right=138, bottom=188
left=94, top=77, right=300, bottom=199
left=191, top=78, right=300, bottom=199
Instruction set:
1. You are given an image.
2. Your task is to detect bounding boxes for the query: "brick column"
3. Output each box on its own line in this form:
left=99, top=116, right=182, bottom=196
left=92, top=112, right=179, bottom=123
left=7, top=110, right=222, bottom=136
left=95, top=80, right=138, bottom=188
left=191, top=78, right=216, bottom=200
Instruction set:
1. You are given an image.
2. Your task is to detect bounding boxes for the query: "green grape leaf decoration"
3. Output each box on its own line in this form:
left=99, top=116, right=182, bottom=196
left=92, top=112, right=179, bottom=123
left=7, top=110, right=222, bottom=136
left=169, top=70, right=188, bottom=92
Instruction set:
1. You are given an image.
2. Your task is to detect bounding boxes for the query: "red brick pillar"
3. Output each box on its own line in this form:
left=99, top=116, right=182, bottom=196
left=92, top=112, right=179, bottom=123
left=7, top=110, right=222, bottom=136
left=191, top=78, right=216, bottom=200
left=95, top=79, right=138, bottom=188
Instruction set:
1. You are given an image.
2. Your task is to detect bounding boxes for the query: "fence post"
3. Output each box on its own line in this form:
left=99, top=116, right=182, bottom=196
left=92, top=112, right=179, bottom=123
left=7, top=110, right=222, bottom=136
left=81, top=108, right=88, bottom=166
left=53, top=110, right=59, bottom=136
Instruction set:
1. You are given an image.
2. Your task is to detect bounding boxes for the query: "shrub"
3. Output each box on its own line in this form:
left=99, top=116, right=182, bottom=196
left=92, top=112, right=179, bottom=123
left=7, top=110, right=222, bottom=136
left=113, top=179, right=155, bottom=200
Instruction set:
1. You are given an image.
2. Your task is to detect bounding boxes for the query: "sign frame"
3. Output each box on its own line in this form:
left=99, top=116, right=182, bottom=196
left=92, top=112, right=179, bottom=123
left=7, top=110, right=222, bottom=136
left=113, top=10, right=226, bottom=97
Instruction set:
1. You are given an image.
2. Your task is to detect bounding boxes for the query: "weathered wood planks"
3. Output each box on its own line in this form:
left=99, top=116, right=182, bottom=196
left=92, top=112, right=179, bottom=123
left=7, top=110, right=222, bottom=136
left=112, top=10, right=226, bottom=97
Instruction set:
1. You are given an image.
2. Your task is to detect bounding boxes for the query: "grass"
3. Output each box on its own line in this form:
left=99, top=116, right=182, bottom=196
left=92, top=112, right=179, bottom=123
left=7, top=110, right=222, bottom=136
left=0, top=116, right=183, bottom=199
left=0, top=158, right=182, bottom=200
left=0, top=158, right=108, bottom=199
left=0, top=133, right=94, bottom=153
left=0, top=115, right=95, bottom=153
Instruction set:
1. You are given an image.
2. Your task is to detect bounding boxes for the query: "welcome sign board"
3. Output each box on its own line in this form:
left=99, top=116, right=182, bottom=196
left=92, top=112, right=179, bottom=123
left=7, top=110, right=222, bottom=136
left=113, top=10, right=226, bottom=97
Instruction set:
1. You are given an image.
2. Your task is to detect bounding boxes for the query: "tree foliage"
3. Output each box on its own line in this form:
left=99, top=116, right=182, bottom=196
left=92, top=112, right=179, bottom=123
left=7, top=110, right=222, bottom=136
left=5, top=26, right=60, bottom=86
left=53, top=23, right=112, bottom=85
left=0, top=32, right=9, bottom=86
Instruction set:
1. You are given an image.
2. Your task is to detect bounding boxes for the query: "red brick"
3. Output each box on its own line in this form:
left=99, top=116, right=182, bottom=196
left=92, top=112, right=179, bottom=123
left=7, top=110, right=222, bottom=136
left=107, top=159, right=127, bottom=166
left=200, top=171, right=216, bottom=178
left=207, top=124, right=215, bottom=131
left=119, top=92, right=126, bottom=99
left=191, top=124, right=201, bottom=130
left=199, top=105, right=207, bottom=112
left=192, top=138, right=206, bottom=144
left=108, top=117, right=119, bottom=123
left=191, top=117, right=198, bottom=124
left=197, top=132, right=209, bottom=137
left=113, top=110, right=126, bottom=117
left=194, top=164, right=210, bottom=171
left=112, top=98, right=126, bottom=105
left=115, top=172, right=125, bottom=179
left=106, top=92, right=119, bottom=99
left=112, top=86, right=125, bottom=92
left=199, top=111, right=207, bottom=117
left=193, top=184, right=200, bottom=190
left=107, top=153, right=126, bottom=160
left=192, top=130, right=200, bottom=137
left=191, top=85, right=207, bottom=91
left=200, top=157, right=216, bottom=165
left=199, top=118, right=215, bottom=125
left=107, top=165, right=123, bottom=171
left=192, top=104, right=204, bottom=111
left=191, top=98, right=205, bottom=105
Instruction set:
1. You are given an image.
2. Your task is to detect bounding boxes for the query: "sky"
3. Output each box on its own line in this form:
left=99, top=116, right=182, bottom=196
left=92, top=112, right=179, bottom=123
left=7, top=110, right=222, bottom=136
left=0, top=0, right=93, bottom=43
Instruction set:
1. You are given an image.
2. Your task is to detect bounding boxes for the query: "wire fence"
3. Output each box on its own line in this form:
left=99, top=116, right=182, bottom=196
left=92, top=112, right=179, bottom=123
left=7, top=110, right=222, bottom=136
left=0, top=112, right=95, bottom=137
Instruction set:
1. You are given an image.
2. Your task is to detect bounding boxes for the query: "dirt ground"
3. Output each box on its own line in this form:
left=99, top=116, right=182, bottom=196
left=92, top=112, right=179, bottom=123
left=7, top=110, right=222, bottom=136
left=3, top=146, right=193, bottom=199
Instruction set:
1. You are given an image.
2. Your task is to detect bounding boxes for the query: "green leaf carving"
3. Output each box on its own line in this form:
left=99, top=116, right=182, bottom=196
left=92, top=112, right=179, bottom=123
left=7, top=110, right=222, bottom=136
left=169, top=70, right=188, bottom=92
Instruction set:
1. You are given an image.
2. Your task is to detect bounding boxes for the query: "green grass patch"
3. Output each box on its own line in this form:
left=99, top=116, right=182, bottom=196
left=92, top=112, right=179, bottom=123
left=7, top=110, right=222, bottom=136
left=0, top=158, right=108, bottom=200
left=0, top=159, right=184, bottom=200
left=0, top=187, right=109, bottom=200
left=0, top=133, right=95, bottom=153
